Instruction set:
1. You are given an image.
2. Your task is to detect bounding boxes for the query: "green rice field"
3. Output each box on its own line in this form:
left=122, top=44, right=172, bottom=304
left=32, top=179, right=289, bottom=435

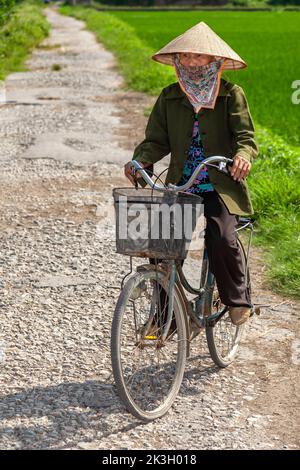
left=111, top=10, right=300, bottom=147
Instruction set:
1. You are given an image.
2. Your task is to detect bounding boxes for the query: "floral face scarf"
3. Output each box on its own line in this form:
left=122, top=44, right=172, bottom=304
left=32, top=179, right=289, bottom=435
left=173, top=53, right=226, bottom=111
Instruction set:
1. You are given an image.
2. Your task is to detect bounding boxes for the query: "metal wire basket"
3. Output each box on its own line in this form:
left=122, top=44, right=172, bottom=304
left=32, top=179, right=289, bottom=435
left=113, top=187, right=203, bottom=259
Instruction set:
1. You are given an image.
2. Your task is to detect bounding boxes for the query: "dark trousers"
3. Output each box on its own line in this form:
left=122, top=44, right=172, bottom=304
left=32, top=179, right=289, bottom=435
left=150, top=190, right=252, bottom=309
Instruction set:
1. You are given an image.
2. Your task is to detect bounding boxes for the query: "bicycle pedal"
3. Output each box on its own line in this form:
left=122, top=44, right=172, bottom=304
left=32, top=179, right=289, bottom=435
left=250, top=306, right=261, bottom=317
left=189, top=321, right=201, bottom=341
left=189, top=310, right=203, bottom=329
left=187, top=301, right=203, bottom=329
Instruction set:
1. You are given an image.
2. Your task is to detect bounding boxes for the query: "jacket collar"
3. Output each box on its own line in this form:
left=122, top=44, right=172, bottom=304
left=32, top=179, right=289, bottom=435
left=165, top=78, right=232, bottom=110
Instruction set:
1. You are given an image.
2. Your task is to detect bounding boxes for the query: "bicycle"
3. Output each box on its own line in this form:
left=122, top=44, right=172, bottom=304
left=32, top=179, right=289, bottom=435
left=111, top=156, right=258, bottom=422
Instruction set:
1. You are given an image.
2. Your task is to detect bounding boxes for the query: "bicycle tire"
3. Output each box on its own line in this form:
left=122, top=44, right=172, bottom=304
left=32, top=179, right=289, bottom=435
left=205, top=237, right=251, bottom=368
left=111, top=268, right=187, bottom=422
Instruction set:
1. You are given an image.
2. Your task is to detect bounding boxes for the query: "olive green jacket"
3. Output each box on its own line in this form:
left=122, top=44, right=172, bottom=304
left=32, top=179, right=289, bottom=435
left=132, top=78, right=259, bottom=216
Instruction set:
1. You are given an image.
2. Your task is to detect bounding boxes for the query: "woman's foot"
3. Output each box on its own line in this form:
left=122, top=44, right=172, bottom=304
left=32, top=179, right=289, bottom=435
left=228, top=306, right=251, bottom=326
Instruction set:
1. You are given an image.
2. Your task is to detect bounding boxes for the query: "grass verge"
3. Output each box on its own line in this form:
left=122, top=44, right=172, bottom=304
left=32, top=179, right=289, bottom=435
left=60, top=4, right=300, bottom=298
left=0, top=0, right=50, bottom=81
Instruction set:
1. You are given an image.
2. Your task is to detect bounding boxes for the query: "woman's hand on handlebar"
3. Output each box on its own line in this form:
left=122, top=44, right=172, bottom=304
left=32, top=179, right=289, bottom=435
left=230, top=155, right=252, bottom=182
left=124, top=161, right=150, bottom=186
left=124, top=161, right=137, bottom=185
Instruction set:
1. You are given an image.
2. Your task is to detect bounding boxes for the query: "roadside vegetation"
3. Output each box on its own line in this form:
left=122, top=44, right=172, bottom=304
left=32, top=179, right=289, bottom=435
left=0, top=0, right=49, bottom=81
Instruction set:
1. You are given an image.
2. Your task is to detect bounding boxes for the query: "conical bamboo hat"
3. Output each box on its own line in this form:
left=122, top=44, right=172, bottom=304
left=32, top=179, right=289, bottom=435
left=152, top=21, right=247, bottom=70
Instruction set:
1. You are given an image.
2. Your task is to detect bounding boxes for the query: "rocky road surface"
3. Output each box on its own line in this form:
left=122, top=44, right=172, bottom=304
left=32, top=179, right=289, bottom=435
left=0, top=7, right=299, bottom=450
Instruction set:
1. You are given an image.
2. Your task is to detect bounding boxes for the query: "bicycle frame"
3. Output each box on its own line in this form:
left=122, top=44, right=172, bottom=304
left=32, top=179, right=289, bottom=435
left=135, top=219, right=254, bottom=348
left=126, top=156, right=254, bottom=346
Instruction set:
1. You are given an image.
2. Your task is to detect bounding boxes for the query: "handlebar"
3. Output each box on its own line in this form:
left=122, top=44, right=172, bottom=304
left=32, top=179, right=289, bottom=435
left=130, top=156, right=234, bottom=193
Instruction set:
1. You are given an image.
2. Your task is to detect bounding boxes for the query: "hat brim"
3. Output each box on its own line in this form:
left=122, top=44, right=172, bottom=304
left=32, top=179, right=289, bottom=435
left=152, top=53, right=247, bottom=70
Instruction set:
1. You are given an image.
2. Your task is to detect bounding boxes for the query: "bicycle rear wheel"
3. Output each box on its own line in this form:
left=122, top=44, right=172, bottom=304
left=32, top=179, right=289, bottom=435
left=111, top=268, right=187, bottom=422
left=205, top=238, right=250, bottom=368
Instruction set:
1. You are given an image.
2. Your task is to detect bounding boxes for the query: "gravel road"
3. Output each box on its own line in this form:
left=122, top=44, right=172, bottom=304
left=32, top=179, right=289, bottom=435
left=0, top=6, right=299, bottom=450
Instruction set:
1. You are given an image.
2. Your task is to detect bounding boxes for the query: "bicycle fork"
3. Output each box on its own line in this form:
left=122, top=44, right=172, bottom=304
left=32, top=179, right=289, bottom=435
left=161, top=260, right=177, bottom=342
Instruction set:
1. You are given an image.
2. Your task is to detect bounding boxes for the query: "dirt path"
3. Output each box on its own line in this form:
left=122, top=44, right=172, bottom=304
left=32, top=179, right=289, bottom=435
left=0, top=6, right=299, bottom=450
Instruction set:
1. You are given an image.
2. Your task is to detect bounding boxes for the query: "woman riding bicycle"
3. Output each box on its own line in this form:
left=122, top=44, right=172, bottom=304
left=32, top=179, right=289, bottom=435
left=124, top=21, right=259, bottom=326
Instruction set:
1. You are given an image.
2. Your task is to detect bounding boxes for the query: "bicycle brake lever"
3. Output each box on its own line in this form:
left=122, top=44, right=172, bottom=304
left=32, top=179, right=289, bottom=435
left=220, top=161, right=234, bottom=174
left=130, top=166, right=139, bottom=190
left=206, top=162, right=229, bottom=174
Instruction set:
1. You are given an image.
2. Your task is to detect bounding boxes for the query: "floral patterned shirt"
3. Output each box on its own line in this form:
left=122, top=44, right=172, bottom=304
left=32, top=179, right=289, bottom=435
left=177, top=113, right=214, bottom=193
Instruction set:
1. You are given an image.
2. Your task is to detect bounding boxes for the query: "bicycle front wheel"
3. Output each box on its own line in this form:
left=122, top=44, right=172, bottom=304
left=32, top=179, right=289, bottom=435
left=111, top=268, right=187, bottom=422
left=205, top=238, right=250, bottom=368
